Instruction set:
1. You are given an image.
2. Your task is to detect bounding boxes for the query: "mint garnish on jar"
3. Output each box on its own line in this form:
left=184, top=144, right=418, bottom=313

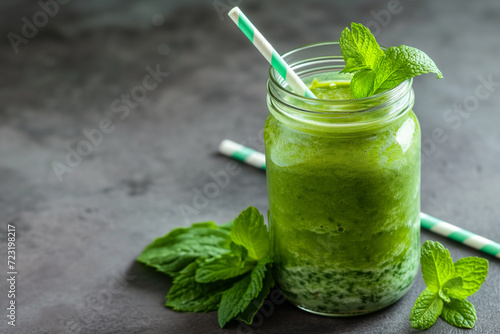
left=339, top=22, right=443, bottom=98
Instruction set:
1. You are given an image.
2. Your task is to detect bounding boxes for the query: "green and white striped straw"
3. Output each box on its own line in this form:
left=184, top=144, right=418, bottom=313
left=228, top=7, right=317, bottom=98
left=219, top=139, right=266, bottom=170
left=420, top=213, right=500, bottom=258
left=219, top=139, right=500, bottom=259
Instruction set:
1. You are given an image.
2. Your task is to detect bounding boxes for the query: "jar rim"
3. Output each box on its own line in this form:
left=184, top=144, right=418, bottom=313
left=267, top=41, right=413, bottom=115
left=266, top=42, right=415, bottom=135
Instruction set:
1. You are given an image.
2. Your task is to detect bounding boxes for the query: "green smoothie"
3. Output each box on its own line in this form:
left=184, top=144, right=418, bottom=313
left=264, top=75, right=421, bottom=315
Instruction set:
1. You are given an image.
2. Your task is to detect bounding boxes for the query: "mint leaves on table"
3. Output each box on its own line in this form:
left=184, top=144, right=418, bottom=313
left=410, top=241, right=488, bottom=330
left=339, top=22, right=443, bottom=98
left=137, top=206, right=274, bottom=328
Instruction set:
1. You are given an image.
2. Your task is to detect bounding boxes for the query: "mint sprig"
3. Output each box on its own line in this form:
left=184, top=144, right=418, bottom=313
left=137, top=206, right=274, bottom=328
left=339, top=23, right=443, bottom=98
left=410, top=241, right=489, bottom=330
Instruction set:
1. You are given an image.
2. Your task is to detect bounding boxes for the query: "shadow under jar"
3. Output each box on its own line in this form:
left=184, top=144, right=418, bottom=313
left=264, top=42, right=421, bottom=316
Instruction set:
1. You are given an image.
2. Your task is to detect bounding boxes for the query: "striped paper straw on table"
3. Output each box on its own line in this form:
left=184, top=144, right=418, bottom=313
left=228, top=7, right=316, bottom=98
left=420, top=213, right=500, bottom=258
left=219, top=139, right=266, bottom=170
left=219, top=139, right=500, bottom=259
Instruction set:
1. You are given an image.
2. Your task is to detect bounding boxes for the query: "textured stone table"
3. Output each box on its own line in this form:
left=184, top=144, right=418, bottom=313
left=0, top=0, right=499, bottom=333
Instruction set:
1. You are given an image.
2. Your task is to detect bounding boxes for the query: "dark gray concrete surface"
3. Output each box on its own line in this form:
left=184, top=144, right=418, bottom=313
left=0, top=0, right=499, bottom=333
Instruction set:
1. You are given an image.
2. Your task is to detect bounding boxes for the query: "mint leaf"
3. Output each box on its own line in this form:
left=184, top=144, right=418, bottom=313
left=410, top=289, right=444, bottom=330
left=230, top=207, right=270, bottom=260
left=195, top=253, right=255, bottom=283
left=339, top=23, right=384, bottom=73
left=420, top=240, right=455, bottom=292
left=450, top=257, right=489, bottom=298
left=438, top=289, right=450, bottom=303
left=137, top=222, right=232, bottom=276
left=230, top=241, right=249, bottom=259
left=351, top=70, right=376, bottom=100
left=236, top=261, right=274, bottom=324
left=218, top=257, right=273, bottom=327
left=442, top=276, right=463, bottom=291
left=339, top=22, right=443, bottom=98
left=440, top=298, right=477, bottom=329
left=166, top=259, right=231, bottom=312
left=441, top=276, right=463, bottom=300
left=371, top=45, right=443, bottom=95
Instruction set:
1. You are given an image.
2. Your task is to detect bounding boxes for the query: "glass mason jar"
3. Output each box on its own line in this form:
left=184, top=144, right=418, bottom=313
left=264, top=42, right=421, bottom=316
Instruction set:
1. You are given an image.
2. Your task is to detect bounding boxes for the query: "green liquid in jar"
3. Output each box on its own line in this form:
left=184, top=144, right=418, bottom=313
left=264, top=75, right=420, bottom=315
